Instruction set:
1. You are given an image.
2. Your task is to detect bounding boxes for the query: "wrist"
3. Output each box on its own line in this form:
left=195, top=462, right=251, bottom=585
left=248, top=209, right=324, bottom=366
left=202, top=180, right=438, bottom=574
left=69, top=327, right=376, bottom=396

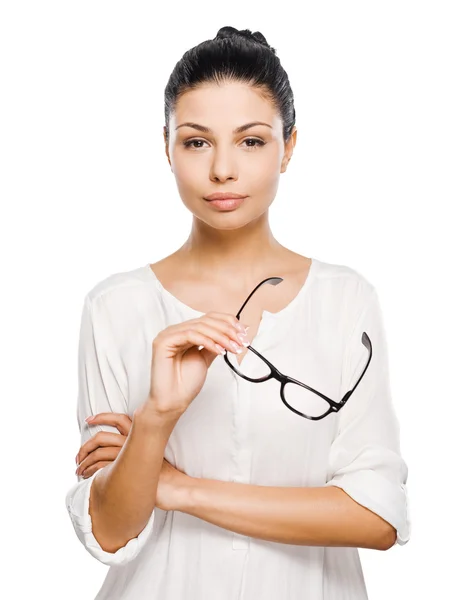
left=133, top=401, right=181, bottom=435
left=177, top=475, right=198, bottom=513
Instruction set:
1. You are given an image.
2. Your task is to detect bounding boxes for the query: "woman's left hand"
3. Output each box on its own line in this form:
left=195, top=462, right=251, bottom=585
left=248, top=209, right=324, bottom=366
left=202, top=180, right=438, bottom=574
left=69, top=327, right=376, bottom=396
left=75, top=412, right=192, bottom=512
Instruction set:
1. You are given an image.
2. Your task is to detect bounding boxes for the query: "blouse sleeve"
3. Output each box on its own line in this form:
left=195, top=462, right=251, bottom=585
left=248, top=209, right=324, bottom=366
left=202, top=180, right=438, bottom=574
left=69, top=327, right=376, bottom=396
left=324, top=286, right=411, bottom=546
left=65, top=294, right=157, bottom=566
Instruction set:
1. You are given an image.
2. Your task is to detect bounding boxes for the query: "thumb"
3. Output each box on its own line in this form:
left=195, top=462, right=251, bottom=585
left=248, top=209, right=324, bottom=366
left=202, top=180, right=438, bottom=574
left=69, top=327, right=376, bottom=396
left=197, top=344, right=222, bottom=369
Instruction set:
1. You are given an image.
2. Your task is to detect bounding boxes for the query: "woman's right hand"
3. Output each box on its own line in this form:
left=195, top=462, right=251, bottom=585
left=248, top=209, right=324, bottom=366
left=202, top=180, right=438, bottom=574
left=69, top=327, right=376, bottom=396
left=142, top=312, right=250, bottom=420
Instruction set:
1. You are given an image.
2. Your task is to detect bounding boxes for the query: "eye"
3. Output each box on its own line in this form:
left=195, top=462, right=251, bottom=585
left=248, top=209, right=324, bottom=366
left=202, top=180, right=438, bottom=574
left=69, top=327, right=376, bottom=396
left=183, top=139, right=208, bottom=149
left=243, top=138, right=266, bottom=150
left=182, top=138, right=266, bottom=150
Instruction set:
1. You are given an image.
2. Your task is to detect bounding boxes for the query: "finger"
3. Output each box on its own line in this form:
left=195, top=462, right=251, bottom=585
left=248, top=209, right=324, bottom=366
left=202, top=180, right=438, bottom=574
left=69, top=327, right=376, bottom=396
left=84, top=412, right=132, bottom=435
left=189, top=319, right=249, bottom=356
left=76, top=431, right=127, bottom=466
left=195, top=313, right=250, bottom=352
left=203, top=312, right=250, bottom=333
left=77, top=431, right=126, bottom=466
left=77, top=413, right=132, bottom=463
left=80, top=460, right=112, bottom=479
left=204, top=311, right=250, bottom=333
left=154, top=326, right=231, bottom=359
left=194, top=316, right=251, bottom=352
left=77, top=446, right=121, bottom=476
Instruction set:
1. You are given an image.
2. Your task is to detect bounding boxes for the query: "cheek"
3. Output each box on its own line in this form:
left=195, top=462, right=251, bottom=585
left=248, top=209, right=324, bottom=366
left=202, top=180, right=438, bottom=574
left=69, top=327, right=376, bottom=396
left=250, top=153, right=282, bottom=193
left=171, top=165, right=200, bottom=198
left=171, top=155, right=191, bottom=177
left=246, top=144, right=282, bottom=178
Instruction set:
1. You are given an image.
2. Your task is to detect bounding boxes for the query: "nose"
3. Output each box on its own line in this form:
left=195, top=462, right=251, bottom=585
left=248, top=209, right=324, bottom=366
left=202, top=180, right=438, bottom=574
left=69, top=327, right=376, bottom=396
left=209, top=146, right=238, bottom=183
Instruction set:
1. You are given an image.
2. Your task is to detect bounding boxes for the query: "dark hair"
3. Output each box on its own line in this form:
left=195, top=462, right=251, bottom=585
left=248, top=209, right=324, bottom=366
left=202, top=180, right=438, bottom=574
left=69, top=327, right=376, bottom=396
left=163, top=26, right=296, bottom=144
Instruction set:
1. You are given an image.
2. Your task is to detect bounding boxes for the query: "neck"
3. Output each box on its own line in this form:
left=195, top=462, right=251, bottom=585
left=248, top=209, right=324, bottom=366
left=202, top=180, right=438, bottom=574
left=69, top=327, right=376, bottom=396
left=176, top=214, right=288, bottom=285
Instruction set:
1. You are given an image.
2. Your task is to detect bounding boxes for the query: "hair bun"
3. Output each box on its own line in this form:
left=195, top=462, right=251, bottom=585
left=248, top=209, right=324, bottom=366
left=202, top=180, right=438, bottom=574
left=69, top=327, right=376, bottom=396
left=215, top=26, right=275, bottom=52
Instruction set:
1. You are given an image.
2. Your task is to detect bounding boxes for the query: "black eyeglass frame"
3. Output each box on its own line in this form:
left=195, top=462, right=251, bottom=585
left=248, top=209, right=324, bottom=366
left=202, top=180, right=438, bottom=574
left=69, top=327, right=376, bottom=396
left=223, top=276, right=372, bottom=421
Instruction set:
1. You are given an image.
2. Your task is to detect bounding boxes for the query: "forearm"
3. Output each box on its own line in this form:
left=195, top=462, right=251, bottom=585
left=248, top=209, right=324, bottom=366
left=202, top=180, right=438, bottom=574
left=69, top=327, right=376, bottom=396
left=89, top=404, right=178, bottom=553
left=181, top=478, right=396, bottom=551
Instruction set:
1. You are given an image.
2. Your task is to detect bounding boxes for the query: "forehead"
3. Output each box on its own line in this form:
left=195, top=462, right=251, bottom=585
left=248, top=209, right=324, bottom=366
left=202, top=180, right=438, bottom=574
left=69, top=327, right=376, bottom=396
left=171, top=82, right=280, bottom=130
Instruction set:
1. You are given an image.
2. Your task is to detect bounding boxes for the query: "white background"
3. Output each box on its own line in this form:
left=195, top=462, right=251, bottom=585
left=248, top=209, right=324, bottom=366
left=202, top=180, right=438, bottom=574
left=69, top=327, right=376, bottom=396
left=1, top=1, right=448, bottom=598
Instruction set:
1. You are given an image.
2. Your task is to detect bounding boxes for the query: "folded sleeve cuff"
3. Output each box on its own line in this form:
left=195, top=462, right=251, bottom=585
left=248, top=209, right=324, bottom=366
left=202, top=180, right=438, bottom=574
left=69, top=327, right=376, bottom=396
left=65, top=467, right=157, bottom=566
left=325, top=468, right=411, bottom=546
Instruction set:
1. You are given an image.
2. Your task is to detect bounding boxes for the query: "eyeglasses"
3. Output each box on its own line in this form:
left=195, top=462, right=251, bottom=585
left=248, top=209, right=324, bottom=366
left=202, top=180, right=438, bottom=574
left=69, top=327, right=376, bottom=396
left=223, top=276, right=372, bottom=420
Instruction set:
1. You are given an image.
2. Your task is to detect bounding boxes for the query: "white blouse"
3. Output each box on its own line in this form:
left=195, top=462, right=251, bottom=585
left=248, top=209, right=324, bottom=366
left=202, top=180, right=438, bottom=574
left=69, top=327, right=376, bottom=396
left=65, top=257, right=411, bottom=600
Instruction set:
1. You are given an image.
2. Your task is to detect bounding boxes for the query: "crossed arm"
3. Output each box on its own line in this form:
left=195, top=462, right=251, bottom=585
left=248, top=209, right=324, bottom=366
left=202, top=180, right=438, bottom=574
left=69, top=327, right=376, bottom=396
left=178, top=476, right=397, bottom=551
left=76, top=412, right=397, bottom=552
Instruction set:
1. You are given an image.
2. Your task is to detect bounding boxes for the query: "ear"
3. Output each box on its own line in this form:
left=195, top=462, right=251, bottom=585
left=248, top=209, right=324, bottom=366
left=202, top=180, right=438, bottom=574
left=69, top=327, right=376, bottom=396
left=280, top=127, right=297, bottom=173
left=163, top=126, right=172, bottom=170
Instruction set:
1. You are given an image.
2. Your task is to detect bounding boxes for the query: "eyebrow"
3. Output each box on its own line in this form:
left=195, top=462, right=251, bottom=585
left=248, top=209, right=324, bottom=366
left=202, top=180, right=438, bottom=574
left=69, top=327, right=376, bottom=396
left=175, top=121, right=272, bottom=134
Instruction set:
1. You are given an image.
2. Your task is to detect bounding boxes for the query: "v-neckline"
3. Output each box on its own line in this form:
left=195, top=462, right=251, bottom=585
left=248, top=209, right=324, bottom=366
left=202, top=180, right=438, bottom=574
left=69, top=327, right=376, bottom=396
left=144, top=257, right=318, bottom=369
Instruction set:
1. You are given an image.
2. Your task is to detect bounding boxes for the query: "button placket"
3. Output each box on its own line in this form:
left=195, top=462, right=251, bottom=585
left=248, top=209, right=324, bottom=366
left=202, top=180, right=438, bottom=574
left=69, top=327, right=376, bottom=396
left=229, top=316, right=278, bottom=550
left=231, top=364, right=254, bottom=550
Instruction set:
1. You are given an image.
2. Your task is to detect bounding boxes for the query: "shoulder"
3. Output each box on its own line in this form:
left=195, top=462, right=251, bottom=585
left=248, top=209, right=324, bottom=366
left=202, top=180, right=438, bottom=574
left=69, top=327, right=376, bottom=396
left=314, top=256, right=376, bottom=296
left=82, top=264, right=161, bottom=331
left=311, top=257, right=378, bottom=323
left=84, top=264, right=156, bottom=305
left=79, top=263, right=164, bottom=350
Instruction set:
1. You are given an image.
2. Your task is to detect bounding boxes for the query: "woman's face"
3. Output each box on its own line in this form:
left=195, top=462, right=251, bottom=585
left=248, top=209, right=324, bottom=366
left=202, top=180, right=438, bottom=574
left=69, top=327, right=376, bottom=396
left=164, top=81, right=296, bottom=229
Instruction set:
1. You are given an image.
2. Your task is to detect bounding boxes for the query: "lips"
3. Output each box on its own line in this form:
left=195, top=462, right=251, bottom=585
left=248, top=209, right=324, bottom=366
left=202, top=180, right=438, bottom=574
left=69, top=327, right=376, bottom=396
left=205, top=196, right=247, bottom=210
left=205, top=193, right=247, bottom=201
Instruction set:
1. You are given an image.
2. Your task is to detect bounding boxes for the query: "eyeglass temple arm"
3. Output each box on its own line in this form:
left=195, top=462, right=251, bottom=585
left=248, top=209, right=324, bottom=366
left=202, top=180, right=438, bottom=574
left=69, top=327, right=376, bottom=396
left=235, top=277, right=283, bottom=320
left=341, top=332, right=373, bottom=405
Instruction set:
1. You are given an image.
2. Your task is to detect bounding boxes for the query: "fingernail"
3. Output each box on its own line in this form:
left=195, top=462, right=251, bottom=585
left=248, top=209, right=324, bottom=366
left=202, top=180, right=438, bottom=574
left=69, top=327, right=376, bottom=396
left=85, top=416, right=94, bottom=423
left=230, top=341, right=243, bottom=353
left=234, top=322, right=249, bottom=332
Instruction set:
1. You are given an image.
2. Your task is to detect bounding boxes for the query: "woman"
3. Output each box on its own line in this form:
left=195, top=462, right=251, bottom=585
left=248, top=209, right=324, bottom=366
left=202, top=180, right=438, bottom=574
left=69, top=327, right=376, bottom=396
left=66, top=26, right=410, bottom=600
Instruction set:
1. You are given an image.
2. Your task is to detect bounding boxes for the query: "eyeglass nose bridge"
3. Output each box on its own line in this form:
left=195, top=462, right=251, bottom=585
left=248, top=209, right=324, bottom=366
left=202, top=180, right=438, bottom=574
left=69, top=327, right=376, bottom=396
left=244, top=348, right=340, bottom=409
